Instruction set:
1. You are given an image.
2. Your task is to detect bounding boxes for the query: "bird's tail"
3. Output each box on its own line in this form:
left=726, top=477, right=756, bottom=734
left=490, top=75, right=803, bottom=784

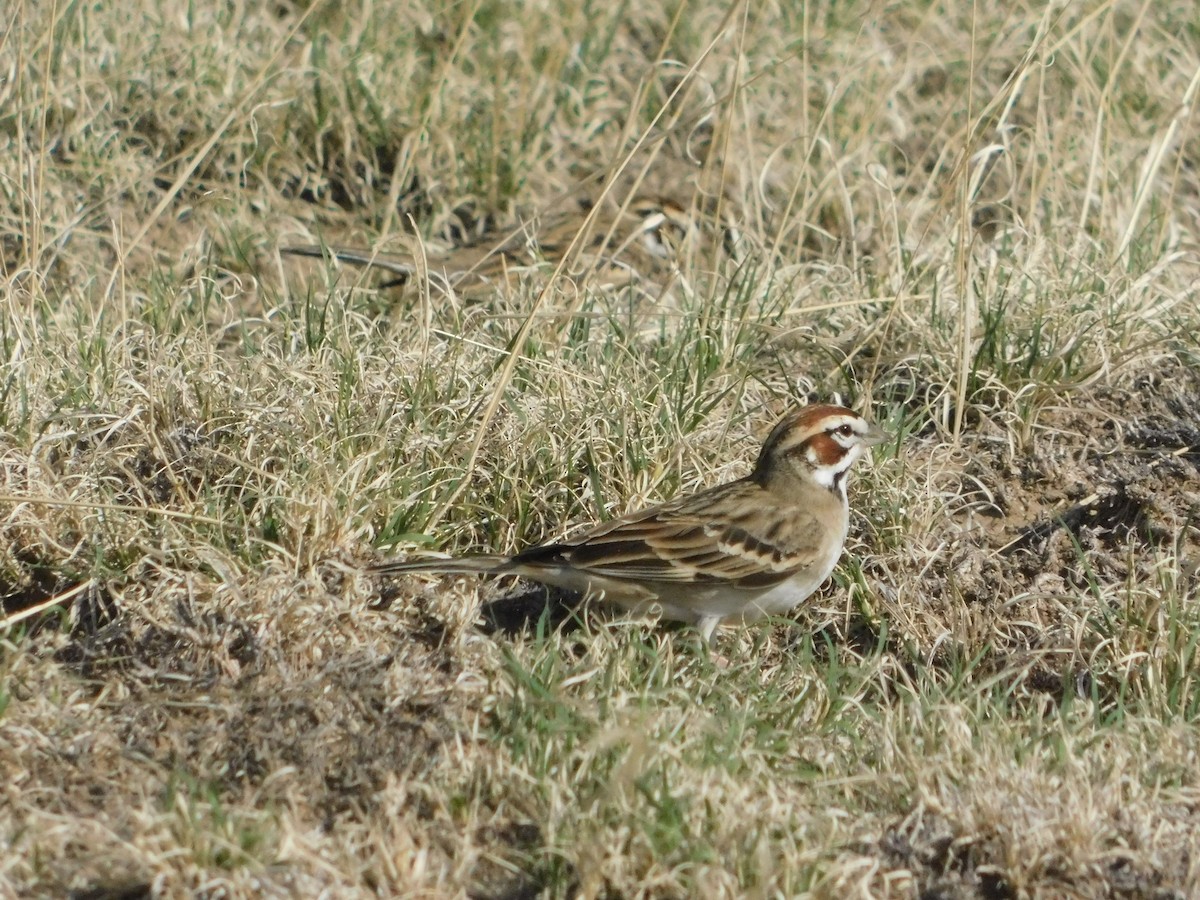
left=280, top=244, right=416, bottom=279
left=370, top=554, right=512, bottom=577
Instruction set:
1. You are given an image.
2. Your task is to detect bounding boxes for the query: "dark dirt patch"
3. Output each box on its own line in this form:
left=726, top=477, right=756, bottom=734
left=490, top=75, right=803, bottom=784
left=909, top=361, right=1200, bottom=631
left=868, top=811, right=1191, bottom=900
left=467, top=820, right=579, bottom=900
left=872, top=814, right=1016, bottom=900
left=1, top=567, right=102, bottom=625
left=54, top=599, right=262, bottom=685
left=79, top=630, right=465, bottom=825
left=215, top=651, right=461, bottom=825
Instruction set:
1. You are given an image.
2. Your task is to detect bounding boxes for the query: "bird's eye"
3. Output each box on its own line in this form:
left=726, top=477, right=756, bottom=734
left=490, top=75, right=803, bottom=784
left=834, top=424, right=854, bottom=437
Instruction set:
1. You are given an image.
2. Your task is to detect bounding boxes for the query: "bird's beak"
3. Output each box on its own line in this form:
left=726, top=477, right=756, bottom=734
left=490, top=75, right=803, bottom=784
left=862, top=422, right=891, bottom=447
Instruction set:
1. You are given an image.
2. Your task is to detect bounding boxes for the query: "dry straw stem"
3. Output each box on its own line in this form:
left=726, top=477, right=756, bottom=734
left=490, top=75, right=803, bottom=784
left=2, top=0, right=1200, bottom=896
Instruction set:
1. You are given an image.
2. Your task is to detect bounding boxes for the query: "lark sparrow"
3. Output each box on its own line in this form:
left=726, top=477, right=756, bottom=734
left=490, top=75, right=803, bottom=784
left=281, top=192, right=736, bottom=295
left=372, top=404, right=888, bottom=642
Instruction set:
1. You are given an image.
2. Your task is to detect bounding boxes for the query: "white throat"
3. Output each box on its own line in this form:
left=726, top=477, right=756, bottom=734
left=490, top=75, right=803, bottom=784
left=807, top=446, right=860, bottom=499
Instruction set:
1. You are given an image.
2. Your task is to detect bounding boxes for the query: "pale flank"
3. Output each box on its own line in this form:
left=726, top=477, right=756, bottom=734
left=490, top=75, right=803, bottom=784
left=373, top=404, right=889, bottom=641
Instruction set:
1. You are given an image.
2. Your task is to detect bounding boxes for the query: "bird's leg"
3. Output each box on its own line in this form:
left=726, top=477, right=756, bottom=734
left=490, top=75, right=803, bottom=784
left=697, top=615, right=722, bottom=644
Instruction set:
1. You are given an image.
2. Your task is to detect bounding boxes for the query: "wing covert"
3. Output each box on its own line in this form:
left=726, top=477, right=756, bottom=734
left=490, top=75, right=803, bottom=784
left=513, top=481, right=829, bottom=589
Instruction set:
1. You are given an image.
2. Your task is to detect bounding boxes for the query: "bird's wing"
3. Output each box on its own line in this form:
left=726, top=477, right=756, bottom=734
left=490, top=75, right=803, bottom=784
left=511, top=479, right=827, bottom=590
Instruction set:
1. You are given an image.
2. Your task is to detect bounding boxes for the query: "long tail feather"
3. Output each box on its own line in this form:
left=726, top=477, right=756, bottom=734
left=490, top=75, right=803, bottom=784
left=370, top=554, right=512, bottom=577
left=280, top=244, right=416, bottom=278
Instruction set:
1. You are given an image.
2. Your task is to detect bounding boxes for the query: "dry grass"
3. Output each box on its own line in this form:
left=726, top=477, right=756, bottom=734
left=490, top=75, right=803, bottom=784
left=3, top=0, right=1200, bottom=896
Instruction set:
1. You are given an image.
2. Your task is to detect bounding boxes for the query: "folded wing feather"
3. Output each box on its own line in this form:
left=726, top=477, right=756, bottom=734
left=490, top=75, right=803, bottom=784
left=510, top=481, right=823, bottom=590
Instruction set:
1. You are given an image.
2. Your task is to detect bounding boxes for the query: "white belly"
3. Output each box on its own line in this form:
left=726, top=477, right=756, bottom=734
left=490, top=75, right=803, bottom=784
left=543, top=540, right=845, bottom=626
